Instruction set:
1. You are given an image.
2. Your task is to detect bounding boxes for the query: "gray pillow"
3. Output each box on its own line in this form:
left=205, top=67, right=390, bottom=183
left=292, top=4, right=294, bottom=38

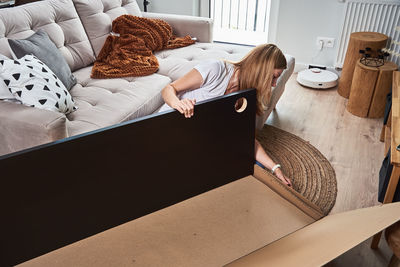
left=8, top=30, right=77, bottom=90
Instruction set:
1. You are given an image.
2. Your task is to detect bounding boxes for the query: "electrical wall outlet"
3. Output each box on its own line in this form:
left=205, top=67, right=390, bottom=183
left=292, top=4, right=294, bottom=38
left=316, top=37, right=335, bottom=48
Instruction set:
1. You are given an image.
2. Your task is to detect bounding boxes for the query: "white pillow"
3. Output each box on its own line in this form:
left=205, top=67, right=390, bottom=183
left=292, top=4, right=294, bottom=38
left=0, top=54, right=17, bottom=100
left=0, top=79, right=15, bottom=100
left=0, top=54, right=77, bottom=114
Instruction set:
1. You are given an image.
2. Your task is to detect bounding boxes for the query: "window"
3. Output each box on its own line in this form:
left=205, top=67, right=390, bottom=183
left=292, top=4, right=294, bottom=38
left=210, top=0, right=271, bottom=45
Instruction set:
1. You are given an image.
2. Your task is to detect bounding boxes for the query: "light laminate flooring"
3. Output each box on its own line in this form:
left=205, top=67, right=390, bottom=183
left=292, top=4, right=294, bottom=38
left=266, top=73, right=394, bottom=267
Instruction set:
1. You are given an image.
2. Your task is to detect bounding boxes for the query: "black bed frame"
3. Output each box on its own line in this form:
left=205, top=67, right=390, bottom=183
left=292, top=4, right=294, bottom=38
left=0, top=89, right=256, bottom=266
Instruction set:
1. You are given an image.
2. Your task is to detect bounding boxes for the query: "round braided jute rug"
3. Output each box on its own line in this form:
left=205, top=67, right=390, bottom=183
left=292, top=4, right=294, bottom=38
left=256, top=124, right=337, bottom=215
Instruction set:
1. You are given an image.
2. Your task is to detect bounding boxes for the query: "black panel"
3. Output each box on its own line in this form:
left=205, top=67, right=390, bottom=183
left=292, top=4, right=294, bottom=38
left=0, top=89, right=256, bottom=266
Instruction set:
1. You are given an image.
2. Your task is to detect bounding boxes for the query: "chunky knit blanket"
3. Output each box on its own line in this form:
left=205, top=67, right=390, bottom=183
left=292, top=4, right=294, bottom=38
left=91, top=15, right=195, bottom=79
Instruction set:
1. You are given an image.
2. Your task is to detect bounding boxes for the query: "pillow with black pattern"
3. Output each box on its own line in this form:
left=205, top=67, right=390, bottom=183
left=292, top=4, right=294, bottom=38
left=0, top=54, right=18, bottom=101
left=0, top=54, right=77, bottom=114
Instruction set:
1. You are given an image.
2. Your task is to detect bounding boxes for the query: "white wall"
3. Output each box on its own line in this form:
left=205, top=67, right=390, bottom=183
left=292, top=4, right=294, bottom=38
left=137, top=0, right=346, bottom=69
left=275, top=0, right=346, bottom=70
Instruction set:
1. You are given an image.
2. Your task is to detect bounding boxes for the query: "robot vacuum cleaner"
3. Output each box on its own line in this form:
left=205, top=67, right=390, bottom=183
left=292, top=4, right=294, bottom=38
left=297, top=68, right=338, bottom=89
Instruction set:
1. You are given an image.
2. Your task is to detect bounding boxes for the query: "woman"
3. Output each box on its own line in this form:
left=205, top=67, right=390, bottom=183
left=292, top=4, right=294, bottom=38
left=160, top=44, right=292, bottom=186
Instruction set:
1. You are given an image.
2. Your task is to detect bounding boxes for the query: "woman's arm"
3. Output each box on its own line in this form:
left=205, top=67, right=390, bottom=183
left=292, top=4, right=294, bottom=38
left=255, top=139, right=292, bottom=186
left=162, top=69, right=204, bottom=118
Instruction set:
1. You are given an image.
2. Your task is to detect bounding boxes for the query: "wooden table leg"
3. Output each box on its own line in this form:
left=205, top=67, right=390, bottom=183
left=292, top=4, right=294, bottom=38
left=381, top=125, right=386, bottom=142
left=371, top=166, right=400, bottom=249
left=371, top=231, right=382, bottom=249
left=383, top=166, right=400, bottom=203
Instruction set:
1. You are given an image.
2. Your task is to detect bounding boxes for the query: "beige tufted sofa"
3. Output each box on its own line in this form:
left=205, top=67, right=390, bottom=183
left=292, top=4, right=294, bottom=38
left=0, top=0, right=294, bottom=156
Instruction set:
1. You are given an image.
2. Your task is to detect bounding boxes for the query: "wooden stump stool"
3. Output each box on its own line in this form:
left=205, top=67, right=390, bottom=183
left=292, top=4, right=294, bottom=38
left=346, top=60, right=398, bottom=118
left=386, top=222, right=400, bottom=267
left=338, top=32, right=388, bottom=98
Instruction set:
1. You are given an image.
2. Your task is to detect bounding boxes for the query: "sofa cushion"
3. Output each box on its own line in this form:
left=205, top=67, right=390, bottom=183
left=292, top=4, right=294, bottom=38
left=0, top=54, right=77, bottom=114
left=67, top=66, right=170, bottom=136
left=8, top=30, right=77, bottom=90
left=73, top=0, right=142, bottom=57
left=0, top=0, right=95, bottom=72
left=0, top=100, right=68, bottom=156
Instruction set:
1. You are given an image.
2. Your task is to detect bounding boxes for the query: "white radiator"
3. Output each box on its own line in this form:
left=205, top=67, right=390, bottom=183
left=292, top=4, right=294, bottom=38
left=335, top=0, right=400, bottom=68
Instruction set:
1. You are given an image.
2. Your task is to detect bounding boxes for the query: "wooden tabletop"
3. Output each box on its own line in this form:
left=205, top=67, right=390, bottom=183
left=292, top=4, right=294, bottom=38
left=350, top=32, right=388, bottom=42
left=392, top=71, right=400, bottom=166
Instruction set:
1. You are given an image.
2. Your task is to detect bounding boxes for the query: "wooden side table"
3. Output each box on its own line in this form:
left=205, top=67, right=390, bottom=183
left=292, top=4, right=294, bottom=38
left=338, top=32, right=388, bottom=98
left=346, top=60, right=398, bottom=118
left=371, top=71, right=400, bottom=249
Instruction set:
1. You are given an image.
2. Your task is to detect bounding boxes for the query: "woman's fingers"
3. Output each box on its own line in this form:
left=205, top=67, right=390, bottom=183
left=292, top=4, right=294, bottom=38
left=183, top=100, right=192, bottom=118
left=280, top=177, right=289, bottom=186
left=284, top=177, right=292, bottom=187
left=276, top=171, right=292, bottom=187
left=180, top=101, right=190, bottom=118
left=171, top=98, right=197, bottom=118
left=172, top=99, right=195, bottom=118
left=281, top=173, right=292, bottom=187
left=180, top=99, right=195, bottom=118
left=174, top=104, right=185, bottom=115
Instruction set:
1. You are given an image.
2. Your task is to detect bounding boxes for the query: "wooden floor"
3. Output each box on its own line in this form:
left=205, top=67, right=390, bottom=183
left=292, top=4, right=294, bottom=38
left=266, top=74, right=394, bottom=267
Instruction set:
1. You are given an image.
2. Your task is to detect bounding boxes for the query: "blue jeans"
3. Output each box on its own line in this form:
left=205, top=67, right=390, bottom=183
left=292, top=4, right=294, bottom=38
left=255, top=161, right=266, bottom=169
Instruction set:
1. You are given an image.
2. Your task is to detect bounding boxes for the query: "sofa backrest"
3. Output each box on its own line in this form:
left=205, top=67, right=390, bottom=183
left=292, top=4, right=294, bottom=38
left=73, top=0, right=142, bottom=57
left=0, top=0, right=96, bottom=71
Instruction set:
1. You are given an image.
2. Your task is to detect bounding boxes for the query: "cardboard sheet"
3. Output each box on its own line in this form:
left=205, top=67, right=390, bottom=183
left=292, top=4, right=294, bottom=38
left=253, top=165, right=324, bottom=220
left=18, top=176, right=315, bottom=267
left=227, top=202, right=400, bottom=267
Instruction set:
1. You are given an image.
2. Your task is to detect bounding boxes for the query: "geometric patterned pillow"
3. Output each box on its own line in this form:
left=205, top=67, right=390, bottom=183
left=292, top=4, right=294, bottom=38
left=0, top=54, right=77, bottom=114
left=0, top=54, right=17, bottom=101
left=0, top=78, right=16, bottom=100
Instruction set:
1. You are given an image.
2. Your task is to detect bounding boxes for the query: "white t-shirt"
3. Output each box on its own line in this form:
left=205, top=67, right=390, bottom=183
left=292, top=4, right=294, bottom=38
left=159, top=59, right=234, bottom=112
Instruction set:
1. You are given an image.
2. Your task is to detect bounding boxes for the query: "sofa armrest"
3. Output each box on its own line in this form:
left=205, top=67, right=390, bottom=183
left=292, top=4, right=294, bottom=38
left=142, top=12, right=213, bottom=43
left=0, top=101, right=68, bottom=156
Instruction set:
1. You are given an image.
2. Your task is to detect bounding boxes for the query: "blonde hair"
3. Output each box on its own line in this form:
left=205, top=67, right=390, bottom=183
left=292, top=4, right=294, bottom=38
left=233, top=44, right=287, bottom=115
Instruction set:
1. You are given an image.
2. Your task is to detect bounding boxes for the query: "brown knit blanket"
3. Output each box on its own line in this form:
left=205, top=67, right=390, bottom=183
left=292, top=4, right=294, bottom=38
left=91, top=15, right=195, bottom=79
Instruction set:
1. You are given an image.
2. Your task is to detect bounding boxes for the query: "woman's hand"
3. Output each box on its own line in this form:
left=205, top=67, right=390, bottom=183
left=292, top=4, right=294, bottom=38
left=274, top=168, right=292, bottom=187
left=161, top=69, right=203, bottom=117
left=171, top=98, right=196, bottom=118
left=254, top=139, right=292, bottom=187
